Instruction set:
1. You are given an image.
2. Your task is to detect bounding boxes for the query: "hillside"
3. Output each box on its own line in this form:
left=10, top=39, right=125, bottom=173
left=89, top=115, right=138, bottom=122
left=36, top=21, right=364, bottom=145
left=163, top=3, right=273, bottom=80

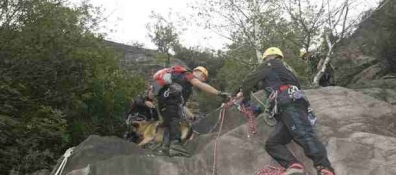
left=104, top=40, right=188, bottom=78
left=332, top=0, right=396, bottom=87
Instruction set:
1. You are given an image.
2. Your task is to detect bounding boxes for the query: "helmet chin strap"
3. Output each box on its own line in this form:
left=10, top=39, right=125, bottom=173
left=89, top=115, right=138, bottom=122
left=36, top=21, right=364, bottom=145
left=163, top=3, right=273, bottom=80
left=266, top=55, right=277, bottom=60
left=194, top=71, right=205, bottom=82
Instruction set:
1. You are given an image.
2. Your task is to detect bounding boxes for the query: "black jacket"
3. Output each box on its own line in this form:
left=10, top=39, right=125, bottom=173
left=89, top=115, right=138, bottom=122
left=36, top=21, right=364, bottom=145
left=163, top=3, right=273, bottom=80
left=240, top=59, right=301, bottom=100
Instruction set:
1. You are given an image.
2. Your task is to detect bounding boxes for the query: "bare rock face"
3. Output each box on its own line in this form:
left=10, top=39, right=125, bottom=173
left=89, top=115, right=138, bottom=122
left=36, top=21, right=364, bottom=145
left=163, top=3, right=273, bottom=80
left=53, top=87, right=396, bottom=175
left=332, top=0, right=396, bottom=87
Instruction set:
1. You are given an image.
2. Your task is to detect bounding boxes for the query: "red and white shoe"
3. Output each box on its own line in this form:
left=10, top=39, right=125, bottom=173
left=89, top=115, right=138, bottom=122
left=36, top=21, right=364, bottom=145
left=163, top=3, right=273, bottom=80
left=281, top=163, right=305, bottom=175
left=316, top=166, right=335, bottom=175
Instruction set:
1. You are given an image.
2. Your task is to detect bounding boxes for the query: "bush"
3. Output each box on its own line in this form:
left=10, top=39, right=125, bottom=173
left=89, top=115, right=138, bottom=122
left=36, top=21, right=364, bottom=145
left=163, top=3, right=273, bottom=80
left=0, top=0, right=146, bottom=173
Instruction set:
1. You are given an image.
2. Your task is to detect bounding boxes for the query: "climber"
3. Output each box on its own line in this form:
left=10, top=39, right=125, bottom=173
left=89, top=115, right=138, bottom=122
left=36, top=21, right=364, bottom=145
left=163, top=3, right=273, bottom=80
left=300, top=49, right=335, bottom=87
left=124, top=87, right=159, bottom=143
left=150, top=65, right=231, bottom=157
left=237, top=47, right=335, bottom=175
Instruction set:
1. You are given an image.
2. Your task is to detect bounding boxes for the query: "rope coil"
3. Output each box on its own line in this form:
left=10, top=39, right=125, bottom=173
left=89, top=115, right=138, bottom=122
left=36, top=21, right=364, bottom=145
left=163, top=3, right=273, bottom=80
left=54, top=147, right=75, bottom=175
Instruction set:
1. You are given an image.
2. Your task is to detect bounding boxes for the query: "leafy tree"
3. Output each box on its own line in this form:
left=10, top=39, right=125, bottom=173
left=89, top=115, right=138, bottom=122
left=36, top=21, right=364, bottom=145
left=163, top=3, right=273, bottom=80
left=0, top=0, right=145, bottom=173
left=190, top=0, right=304, bottom=63
left=280, top=0, right=369, bottom=86
left=146, top=12, right=179, bottom=67
left=280, top=0, right=326, bottom=51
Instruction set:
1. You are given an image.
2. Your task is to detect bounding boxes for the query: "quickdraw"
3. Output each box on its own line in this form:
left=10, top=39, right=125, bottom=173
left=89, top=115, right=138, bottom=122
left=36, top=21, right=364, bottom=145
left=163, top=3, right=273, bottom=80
left=250, top=92, right=277, bottom=127
left=268, top=89, right=279, bottom=119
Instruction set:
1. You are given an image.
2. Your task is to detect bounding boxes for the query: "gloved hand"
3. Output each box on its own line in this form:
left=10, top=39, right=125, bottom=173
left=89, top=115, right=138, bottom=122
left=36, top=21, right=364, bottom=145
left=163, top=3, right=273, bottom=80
left=217, top=91, right=231, bottom=100
left=144, top=101, right=155, bottom=108
left=241, top=99, right=252, bottom=107
left=252, top=105, right=262, bottom=115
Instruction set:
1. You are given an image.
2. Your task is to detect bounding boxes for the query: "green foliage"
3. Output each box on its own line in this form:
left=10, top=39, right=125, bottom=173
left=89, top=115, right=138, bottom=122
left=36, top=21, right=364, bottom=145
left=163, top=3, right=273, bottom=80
left=190, top=90, right=223, bottom=114
left=0, top=106, right=67, bottom=174
left=147, top=21, right=179, bottom=54
left=283, top=56, right=313, bottom=88
left=147, top=12, right=180, bottom=67
left=154, top=52, right=169, bottom=65
left=173, top=45, right=224, bottom=76
left=217, top=59, right=252, bottom=92
left=0, top=0, right=145, bottom=174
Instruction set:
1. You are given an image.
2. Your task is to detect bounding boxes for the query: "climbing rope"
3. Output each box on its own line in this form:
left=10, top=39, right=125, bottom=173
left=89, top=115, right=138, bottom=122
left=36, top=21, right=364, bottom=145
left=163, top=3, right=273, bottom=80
left=211, top=97, right=242, bottom=175
left=212, top=103, right=227, bottom=175
left=239, top=104, right=258, bottom=136
left=54, top=147, right=75, bottom=175
left=252, top=158, right=284, bottom=175
left=254, top=165, right=284, bottom=175
left=189, top=102, right=226, bottom=135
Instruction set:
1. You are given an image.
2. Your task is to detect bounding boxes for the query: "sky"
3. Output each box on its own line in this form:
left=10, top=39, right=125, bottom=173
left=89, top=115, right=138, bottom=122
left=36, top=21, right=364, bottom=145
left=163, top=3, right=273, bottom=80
left=68, top=0, right=230, bottom=50
left=68, top=0, right=381, bottom=51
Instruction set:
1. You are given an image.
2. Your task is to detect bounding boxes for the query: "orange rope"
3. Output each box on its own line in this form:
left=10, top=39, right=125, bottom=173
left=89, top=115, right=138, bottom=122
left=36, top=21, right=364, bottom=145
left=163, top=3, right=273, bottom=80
left=241, top=104, right=258, bottom=135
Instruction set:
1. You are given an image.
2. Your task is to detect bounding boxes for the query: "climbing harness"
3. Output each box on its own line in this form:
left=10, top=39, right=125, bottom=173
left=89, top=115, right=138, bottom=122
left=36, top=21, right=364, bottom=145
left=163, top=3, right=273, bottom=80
left=54, top=147, right=75, bottom=175
left=283, top=85, right=317, bottom=126
left=267, top=88, right=279, bottom=120
left=251, top=92, right=277, bottom=127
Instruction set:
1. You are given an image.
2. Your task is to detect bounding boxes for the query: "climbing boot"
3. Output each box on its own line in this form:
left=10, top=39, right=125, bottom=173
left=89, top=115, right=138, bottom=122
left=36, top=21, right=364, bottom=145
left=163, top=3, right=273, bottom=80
left=281, top=163, right=305, bottom=175
left=168, top=141, right=191, bottom=157
left=152, top=144, right=169, bottom=156
left=316, top=166, right=335, bottom=175
left=152, top=127, right=171, bottom=156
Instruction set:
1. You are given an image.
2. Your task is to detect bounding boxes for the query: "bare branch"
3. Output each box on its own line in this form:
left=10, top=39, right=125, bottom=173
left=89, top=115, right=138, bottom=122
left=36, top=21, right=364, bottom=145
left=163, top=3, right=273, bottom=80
left=229, top=0, right=250, bottom=22
left=208, top=28, right=234, bottom=41
left=340, top=1, right=349, bottom=39
left=331, top=0, right=348, bottom=31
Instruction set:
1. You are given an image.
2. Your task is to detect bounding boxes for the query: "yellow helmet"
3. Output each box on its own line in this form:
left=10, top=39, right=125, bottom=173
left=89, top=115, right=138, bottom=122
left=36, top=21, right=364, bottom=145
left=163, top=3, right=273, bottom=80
left=263, top=47, right=284, bottom=60
left=300, top=50, right=308, bottom=58
left=193, top=66, right=209, bottom=79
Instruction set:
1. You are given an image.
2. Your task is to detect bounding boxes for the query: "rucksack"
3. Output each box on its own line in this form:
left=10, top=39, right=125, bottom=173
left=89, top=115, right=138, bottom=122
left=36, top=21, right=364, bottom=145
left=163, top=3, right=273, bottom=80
left=151, top=65, right=190, bottom=95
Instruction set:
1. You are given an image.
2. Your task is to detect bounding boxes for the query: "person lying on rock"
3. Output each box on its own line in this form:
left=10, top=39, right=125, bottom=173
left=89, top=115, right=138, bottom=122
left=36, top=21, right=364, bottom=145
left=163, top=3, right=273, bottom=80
left=124, top=87, right=159, bottom=143
left=149, top=65, right=230, bottom=157
left=237, top=47, right=335, bottom=175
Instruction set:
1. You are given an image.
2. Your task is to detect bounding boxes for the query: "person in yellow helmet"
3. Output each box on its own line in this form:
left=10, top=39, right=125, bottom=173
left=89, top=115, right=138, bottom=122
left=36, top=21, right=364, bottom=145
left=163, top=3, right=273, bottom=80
left=300, top=49, right=335, bottom=87
left=237, top=47, right=335, bottom=175
left=300, top=50, right=308, bottom=60
left=262, top=47, right=285, bottom=59
left=149, top=65, right=230, bottom=157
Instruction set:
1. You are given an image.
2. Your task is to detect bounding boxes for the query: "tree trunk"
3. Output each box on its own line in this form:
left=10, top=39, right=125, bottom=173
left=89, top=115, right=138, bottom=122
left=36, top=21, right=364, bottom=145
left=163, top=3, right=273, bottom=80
left=166, top=52, right=171, bottom=67
left=253, top=0, right=263, bottom=64
left=255, top=49, right=262, bottom=64
left=312, top=34, right=337, bottom=86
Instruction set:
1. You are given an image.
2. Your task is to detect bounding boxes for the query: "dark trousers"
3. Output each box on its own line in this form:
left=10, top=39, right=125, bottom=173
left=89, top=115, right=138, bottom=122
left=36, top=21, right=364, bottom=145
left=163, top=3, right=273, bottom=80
left=157, top=87, right=184, bottom=146
left=265, top=99, right=333, bottom=171
left=160, top=104, right=183, bottom=144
